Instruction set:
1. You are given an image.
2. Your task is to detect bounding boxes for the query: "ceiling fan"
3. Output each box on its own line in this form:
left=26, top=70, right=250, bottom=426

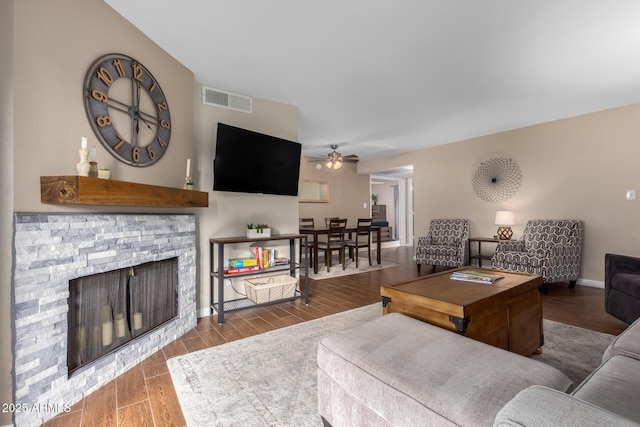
left=309, top=144, right=359, bottom=170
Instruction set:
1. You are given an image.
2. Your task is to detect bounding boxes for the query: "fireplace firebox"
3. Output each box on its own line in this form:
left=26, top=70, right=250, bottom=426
left=67, top=257, right=178, bottom=374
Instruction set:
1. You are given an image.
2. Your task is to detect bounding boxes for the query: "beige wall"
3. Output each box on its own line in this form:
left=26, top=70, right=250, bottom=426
left=2, top=0, right=301, bottom=418
left=299, top=157, right=371, bottom=227
left=360, top=103, right=640, bottom=285
left=0, top=0, right=14, bottom=423
left=13, top=0, right=194, bottom=212
left=193, top=89, right=299, bottom=311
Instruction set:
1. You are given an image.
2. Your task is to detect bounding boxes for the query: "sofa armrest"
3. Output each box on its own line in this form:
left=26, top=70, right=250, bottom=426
left=603, top=317, right=640, bottom=362
left=494, top=386, right=640, bottom=427
left=606, top=253, right=640, bottom=278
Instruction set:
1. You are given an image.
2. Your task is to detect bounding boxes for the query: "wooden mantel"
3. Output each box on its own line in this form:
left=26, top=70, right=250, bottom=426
left=40, top=176, right=208, bottom=207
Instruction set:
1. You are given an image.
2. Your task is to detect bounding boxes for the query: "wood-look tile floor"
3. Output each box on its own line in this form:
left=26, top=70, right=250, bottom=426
left=44, top=245, right=628, bottom=427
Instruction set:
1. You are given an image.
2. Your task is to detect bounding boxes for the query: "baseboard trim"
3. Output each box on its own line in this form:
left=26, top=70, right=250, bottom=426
left=577, top=278, right=604, bottom=289
left=198, top=307, right=212, bottom=318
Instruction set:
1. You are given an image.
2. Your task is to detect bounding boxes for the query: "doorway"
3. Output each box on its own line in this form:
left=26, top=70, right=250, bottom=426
left=369, top=165, right=414, bottom=247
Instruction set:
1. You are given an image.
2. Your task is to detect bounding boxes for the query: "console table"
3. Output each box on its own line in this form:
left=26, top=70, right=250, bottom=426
left=210, top=233, right=309, bottom=324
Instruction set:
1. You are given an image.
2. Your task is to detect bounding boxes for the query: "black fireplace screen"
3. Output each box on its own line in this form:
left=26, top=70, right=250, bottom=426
left=67, top=257, right=178, bottom=375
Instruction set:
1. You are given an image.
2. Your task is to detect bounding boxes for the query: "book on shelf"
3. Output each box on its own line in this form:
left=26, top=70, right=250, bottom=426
left=224, top=265, right=260, bottom=275
left=227, top=257, right=258, bottom=268
left=450, top=270, right=504, bottom=284
left=274, top=257, right=289, bottom=266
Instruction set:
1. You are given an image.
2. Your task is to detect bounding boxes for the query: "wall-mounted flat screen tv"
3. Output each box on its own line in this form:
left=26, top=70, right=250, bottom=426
left=213, top=123, right=301, bottom=196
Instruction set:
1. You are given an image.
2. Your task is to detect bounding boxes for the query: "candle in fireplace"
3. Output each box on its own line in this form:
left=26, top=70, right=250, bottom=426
left=115, top=313, right=126, bottom=338
left=102, top=321, right=113, bottom=346
left=77, top=326, right=87, bottom=353
left=134, top=312, right=143, bottom=330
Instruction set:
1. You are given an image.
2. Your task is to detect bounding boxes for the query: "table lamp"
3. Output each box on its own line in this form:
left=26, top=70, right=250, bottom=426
left=495, top=211, right=515, bottom=240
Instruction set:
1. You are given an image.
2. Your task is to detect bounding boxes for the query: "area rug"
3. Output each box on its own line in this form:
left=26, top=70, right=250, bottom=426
left=168, top=304, right=615, bottom=427
left=301, top=254, right=398, bottom=280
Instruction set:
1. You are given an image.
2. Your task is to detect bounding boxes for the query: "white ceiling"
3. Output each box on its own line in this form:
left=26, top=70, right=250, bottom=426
left=105, top=0, right=640, bottom=161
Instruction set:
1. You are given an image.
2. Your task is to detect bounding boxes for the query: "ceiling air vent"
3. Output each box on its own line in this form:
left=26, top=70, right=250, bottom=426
left=202, top=86, right=252, bottom=113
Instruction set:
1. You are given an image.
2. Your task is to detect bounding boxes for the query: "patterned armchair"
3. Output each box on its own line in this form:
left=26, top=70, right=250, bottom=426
left=416, top=219, right=469, bottom=273
left=491, top=219, right=584, bottom=293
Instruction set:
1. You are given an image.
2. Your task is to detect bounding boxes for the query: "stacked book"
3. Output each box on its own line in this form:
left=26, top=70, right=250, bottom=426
left=450, top=270, right=504, bottom=284
left=224, top=250, right=290, bottom=275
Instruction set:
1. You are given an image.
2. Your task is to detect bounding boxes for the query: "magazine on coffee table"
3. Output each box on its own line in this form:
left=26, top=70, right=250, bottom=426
left=450, top=270, right=504, bottom=284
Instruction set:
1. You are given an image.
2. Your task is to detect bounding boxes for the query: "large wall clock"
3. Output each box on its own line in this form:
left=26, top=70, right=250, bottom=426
left=83, top=53, right=171, bottom=167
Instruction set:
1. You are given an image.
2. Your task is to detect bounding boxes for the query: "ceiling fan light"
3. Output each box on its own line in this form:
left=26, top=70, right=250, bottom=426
left=326, top=160, right=343, bottom=170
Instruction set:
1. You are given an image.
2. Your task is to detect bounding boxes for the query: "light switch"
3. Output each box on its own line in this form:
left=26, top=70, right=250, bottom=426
left=626, top=190, right=636, bottom=200
left=363, top=202, right=367, bottom=209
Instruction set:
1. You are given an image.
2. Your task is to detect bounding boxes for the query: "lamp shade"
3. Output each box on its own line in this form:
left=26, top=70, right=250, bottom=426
left=495, top=211, right=515, bottom=226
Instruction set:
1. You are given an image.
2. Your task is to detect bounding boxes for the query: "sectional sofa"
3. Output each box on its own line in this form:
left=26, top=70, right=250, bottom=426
left=317, top=313, right=640, bottom=426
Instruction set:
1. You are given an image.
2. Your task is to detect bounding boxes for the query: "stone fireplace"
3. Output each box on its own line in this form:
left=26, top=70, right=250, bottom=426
left=11, top=213, right=197, bottom=426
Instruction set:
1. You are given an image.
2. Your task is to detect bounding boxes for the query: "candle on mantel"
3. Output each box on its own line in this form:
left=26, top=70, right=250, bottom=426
left=81, top=136, right=87, bottom=150
left=90, top=146, right=96, bottom=162
left=185, top=158, right=191, bottom=177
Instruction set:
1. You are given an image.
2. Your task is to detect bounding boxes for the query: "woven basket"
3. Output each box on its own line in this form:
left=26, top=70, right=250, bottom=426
left=244, top=274, right=297, bottom=304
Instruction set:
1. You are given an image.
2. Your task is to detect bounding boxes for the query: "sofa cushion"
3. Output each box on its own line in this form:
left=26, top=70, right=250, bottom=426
left=495, top=385, right=639, bottom=427
left=571, top=355, right=640, bottom=424
left=611, top=273, right=640, bottom=299
left=317, top=313, right=572, bottom=427
left=603, top=317, right=640, bottom=362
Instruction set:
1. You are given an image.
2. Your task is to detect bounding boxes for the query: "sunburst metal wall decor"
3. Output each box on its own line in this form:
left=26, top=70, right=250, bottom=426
left=472, top=158, right=522, bottom=203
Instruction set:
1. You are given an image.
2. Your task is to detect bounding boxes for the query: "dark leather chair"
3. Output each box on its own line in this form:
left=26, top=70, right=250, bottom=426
left=345, top=218, right=373, bottom=268
left=317, top=218, right=347, bottom=272
left=605, top=253, right=640, bottom=324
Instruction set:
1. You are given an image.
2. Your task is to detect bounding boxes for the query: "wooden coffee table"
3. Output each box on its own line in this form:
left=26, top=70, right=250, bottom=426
left=380, top=268, right=543, bottom=356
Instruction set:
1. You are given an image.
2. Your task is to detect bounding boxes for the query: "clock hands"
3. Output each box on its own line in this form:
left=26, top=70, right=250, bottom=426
left=131, top=76, right=140, bottom=148
left=106, top=97, right=159, bottom=125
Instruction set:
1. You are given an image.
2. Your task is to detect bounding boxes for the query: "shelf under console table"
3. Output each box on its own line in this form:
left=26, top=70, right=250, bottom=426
left=210, top=233, right=309, bottom=324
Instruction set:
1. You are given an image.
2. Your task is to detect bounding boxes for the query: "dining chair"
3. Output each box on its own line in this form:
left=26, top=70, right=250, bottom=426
left=345, top=218, right=373, bottom=268
left=299, top=218, right=317, bottom=268
left=316, top=218, right=347, bottom=272
left=324, top=217, right=339, bottom=229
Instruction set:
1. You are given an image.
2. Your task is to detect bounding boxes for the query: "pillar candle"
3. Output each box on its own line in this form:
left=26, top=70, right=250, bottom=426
left=81, top=136, right=87, bottom=149
left=115, top=314, right=126, bottom=338
left=77, top=326, right=87, bottom=353
left=102, top=321, right=113, bottom=346
left=90, top=325, right=100, bottom=345
left=134, top=312, right=143, bottom=330
left=90, top=146, right=96, bottom=162
left=185, top=158, right=191, bottom=177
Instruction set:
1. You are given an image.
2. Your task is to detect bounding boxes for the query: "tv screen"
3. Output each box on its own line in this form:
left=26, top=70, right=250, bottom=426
left=213, top=123, right=301, bottom=196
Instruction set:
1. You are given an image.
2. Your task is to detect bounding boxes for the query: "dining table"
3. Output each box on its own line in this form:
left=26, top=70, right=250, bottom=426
left=299, top=226, right=382, bottom=274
